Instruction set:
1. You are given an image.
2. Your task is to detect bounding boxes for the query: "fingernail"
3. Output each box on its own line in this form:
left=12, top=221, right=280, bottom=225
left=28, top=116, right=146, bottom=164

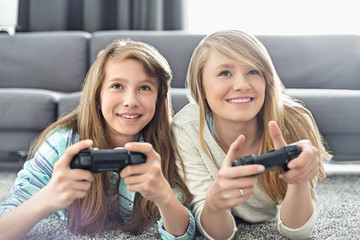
left=288, top=163, right=295, bottom=169
left=258, top=165, right=265, bottom=172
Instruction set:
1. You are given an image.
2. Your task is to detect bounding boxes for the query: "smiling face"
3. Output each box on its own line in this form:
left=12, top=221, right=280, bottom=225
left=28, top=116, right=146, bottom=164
left=202, top=49, right=266, bottom=125
left=99, top=58, right=158, bottom=146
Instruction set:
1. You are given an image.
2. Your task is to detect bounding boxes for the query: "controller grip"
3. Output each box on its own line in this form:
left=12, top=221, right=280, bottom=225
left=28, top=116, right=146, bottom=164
left=130, top=152, right=147, bottom=164
left=232, top=145, right=301, bottom=172
left=70, top=148, right=92, bottom=170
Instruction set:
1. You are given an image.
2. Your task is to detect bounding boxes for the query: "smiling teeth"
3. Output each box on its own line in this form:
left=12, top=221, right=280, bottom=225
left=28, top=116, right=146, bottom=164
left=119, top=114, right=140, bottom=119
left=229, top=98, right=251, bottom=103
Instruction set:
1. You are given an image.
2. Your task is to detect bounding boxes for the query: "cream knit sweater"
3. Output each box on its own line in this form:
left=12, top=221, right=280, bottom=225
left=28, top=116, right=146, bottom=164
left=172, top=103, right=317, bottom=240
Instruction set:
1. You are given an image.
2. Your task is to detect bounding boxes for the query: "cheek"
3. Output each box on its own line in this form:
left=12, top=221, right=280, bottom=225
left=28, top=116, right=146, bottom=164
left=100, top=92, right=118, bottom=112
left=257, top=79, right=266, bottom=97
left=144, top=95, right=158, bottom=114
left=258, top=82, right=266, bottom=106
left=203, top=81, right=220, bottom=100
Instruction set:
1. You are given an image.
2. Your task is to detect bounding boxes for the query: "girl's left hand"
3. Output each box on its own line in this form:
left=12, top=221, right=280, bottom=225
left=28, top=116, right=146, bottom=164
left=119, top=142, right=172, bottom=205
left=268, top=121, right=319, bottom=184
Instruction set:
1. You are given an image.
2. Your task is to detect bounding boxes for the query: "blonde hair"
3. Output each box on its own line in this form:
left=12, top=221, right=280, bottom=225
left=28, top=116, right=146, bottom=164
left=27, top=39, right=191, bottom=233
left=187, top=30, right=331, bottom=202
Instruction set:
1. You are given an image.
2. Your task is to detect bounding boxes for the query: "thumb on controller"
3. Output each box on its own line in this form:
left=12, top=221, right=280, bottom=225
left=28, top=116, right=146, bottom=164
left=56, top=139, right=93, bottom=169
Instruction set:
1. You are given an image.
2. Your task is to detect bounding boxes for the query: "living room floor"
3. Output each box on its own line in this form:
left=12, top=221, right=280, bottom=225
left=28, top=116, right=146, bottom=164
left=1, top=160, right=359, bottom=239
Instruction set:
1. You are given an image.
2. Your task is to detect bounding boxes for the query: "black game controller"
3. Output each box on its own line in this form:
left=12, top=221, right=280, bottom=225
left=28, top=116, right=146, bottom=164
left=70, top=148, right=146, bottom=173
left=232, top=145, right=301, bottom=172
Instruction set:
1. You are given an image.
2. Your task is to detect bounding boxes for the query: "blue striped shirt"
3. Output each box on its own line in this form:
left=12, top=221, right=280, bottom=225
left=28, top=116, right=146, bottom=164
left=0, top=128, right=195, bottom=240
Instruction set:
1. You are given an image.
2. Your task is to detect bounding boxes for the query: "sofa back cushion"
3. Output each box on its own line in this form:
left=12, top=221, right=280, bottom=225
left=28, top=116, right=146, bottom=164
left=286, top=89, right=360, bottom=161
left=0, top=31, right=90, bottom=92
left=257, top=34, right=360, bottom=90
left=90, top=32, right=360, bottom=90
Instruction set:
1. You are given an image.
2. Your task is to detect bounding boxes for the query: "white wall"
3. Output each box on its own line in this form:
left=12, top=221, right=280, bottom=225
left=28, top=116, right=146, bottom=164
left=0, top=0, right=19, bottom=35
left=185, top=0, right=360, bottom=35
left=0, top=0, right=19, bottom=26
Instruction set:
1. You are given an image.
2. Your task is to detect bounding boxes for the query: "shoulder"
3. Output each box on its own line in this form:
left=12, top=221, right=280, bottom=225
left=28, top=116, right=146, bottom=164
left=36, top=127, right=79, bottom=165
left=172, top=103, right=200, bottom=138
left=172, top=103, right=200, bottom=128
left=44, top=127, right=78, bottom=150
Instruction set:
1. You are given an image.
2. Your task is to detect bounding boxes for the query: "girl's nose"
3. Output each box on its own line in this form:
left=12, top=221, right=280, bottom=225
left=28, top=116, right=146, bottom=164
left=233, top=74, right=251, bottom=91
left=123, top=90, right=139, bottom=108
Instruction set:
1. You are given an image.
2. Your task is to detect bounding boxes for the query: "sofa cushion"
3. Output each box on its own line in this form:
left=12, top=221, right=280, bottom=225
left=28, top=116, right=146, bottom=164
left=0, top=88, right=57, bottom=130
left=0, top=130, right=39, bottom=161
left=258, top=35, right=360, bottom=90
left=0, top=31, right=90, bottom=92
left=57, top=92, right=82, bottom=117
left=286, top=89, right=360, bottom=161
left=170, top=88, right=190, bottom=114
left=0, top=88, right=58, bottom=161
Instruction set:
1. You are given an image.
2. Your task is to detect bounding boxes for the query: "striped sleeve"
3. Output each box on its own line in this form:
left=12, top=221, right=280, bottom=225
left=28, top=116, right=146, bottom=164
left=0, top=128, right=77, bottom=218
left=157, top=188, right=196, bottom=240
left=157, top=207, right=196, bottom=240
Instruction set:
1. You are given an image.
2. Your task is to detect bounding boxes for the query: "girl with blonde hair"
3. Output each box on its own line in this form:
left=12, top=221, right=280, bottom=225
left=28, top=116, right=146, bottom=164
left=172, top=30, right=331, bottom=239
left=0, top=39, right=195, bottom=240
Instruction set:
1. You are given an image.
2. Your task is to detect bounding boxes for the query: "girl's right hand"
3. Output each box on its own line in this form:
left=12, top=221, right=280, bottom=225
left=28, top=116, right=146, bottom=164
left=205, top=135, right=265, bottom=212
left=39, top=139, right=95, bottom=212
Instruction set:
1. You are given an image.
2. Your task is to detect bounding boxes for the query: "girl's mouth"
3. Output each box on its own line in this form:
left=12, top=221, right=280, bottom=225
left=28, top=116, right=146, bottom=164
left=228, top=97, right=253, bottom=103
left=116, top=114, right=141, bottom=119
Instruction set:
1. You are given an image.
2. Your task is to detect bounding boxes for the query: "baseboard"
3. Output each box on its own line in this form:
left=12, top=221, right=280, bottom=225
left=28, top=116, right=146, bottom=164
left=324, top=161, right=360, bottom=175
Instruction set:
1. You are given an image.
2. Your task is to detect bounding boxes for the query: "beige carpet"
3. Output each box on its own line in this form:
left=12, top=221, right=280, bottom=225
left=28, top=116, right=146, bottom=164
left=1, top=170, right=359, bottom=239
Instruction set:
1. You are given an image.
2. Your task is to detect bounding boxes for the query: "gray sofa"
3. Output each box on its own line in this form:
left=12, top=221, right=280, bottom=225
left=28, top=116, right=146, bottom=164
left=1, top=31, right=359, bottom=166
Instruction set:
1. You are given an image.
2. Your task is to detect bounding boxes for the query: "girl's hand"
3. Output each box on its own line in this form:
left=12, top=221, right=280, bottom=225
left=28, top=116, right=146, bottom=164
left=40, top=140, right=95, bottom=212
left=120, top=142, right=173, bottom=206
left=268, top=121, right=319, bottom=184
left=206, top=135, right=265, bottom=212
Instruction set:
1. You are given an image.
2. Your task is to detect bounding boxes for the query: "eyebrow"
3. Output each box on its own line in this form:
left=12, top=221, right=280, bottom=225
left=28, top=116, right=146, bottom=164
left=214, top=63, right=235, bottom=70
left=106, top=77, right=126, bottom=83
left=140, top=79, right=156, bottom=84
left=106, top=78, right=157, bottom=87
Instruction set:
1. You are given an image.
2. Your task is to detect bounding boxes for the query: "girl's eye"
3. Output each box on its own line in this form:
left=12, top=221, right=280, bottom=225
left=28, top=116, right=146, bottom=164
left=248, top=69, right=260, bottom=75
left=219, top=70, right=231, bottom=77
left=140, top=85, right=150, bottom=91
left=112, top=83, right=122, bottom=89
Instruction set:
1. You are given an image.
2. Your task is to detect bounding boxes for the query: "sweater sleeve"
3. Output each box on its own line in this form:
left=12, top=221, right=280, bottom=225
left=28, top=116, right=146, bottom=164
left=0, top=128, right=75, bottom=218
left=172, top=123, right=237, bottom=239
left=276, top=190, right=318, bottom=239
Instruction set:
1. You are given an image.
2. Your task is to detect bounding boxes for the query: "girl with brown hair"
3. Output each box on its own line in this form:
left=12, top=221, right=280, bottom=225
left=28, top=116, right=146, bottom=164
left=172, top=30, right=331, bottom=239
left=0, top=39, right=195, bottom=240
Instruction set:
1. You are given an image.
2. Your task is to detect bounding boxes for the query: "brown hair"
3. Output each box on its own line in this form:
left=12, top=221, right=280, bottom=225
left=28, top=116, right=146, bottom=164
left=186, top=30, right=331, bottom=203
left=27, top=39, right=191, bottom=233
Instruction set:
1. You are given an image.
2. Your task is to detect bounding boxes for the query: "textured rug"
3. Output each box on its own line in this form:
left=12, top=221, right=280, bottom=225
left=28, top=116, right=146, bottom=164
left=0, top=170, right=359, bottom=240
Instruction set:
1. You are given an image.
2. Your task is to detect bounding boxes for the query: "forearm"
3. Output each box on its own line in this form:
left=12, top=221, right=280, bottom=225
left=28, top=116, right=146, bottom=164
left=200, top=202, right=235, bottom=240
left=280, top=181, right=313, bottom=228
left=0, top=189, right=52, bottom=240
left=156, top=191, right=190, bottom=236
